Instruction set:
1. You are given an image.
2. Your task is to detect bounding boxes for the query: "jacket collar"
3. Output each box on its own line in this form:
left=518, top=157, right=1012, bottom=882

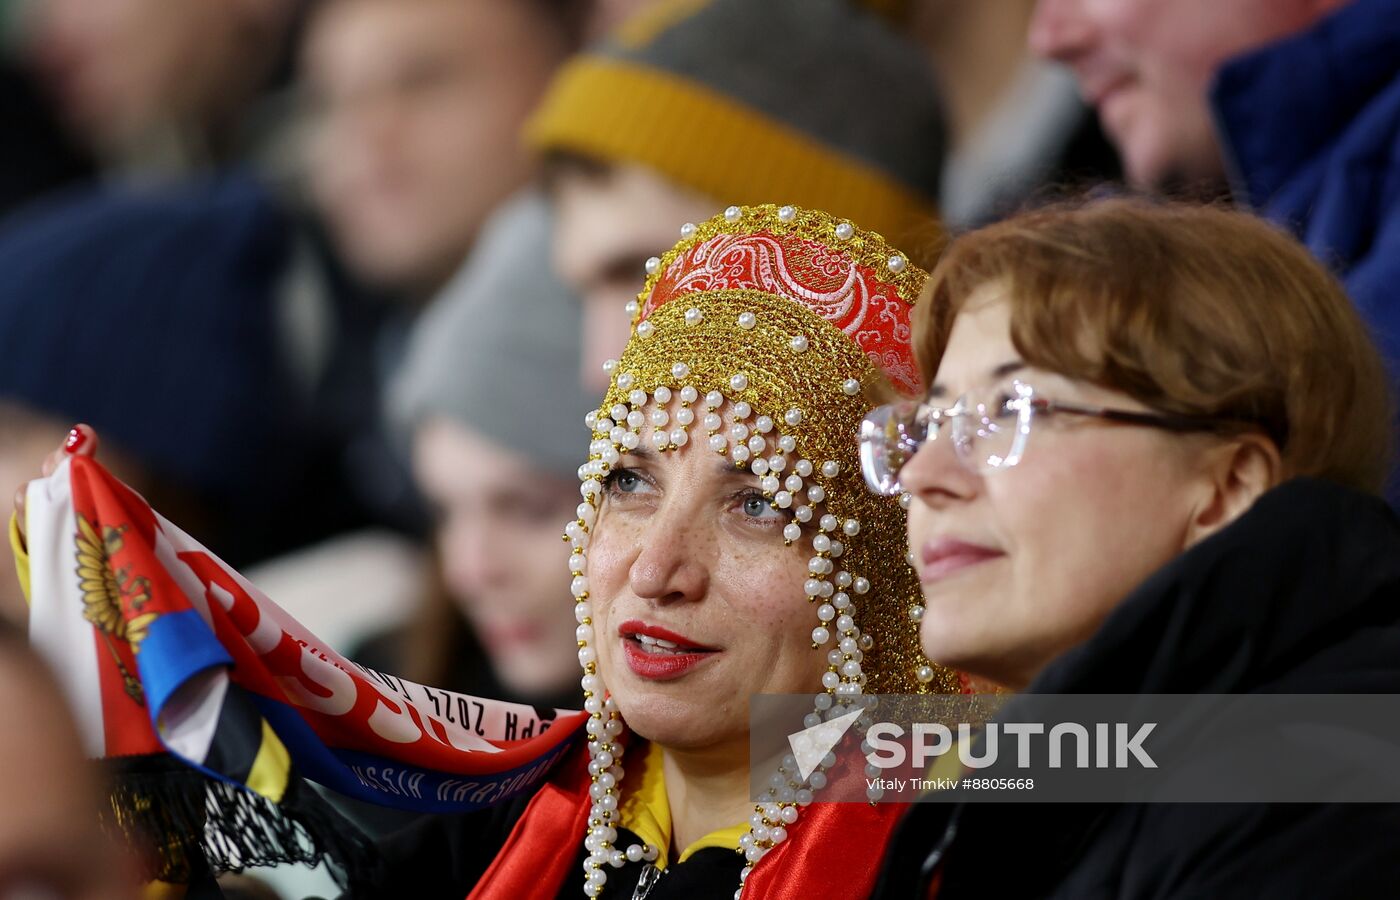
left=879, top=479, right=1400, bottom=899
left=1026, top=478, right=1400, bottom=696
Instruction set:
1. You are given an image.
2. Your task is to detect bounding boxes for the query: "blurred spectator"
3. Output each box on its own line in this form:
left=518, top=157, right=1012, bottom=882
left=20, top=0, right=304, bottom=175
left=1029, top=0, right=1346, bottom=195
left=0, top=173, right=324, bottom=623
left=538, top=162, right=715, bottom=392
left=526, top=0, right=948, bottom=389
left=1031, top=0, right=1400, bottom=495
left=906, top=0, right=1120, bottom=228
left=0, top=622, right=138, bottom=900
left=301, top=0, right=589, bottom=301
left=252, top=0, right=596, bottom=577
left=317, top=193, right=588, bottom=840
left=356, top=190, right=590, bottom=710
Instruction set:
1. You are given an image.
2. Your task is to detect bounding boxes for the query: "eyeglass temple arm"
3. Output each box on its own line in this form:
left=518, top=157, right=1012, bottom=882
left=1034, top=398, right=1224, bottom=432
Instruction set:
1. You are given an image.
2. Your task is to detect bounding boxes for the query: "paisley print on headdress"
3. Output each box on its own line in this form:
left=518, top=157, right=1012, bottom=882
left=641, top=209, right=924, bottom=395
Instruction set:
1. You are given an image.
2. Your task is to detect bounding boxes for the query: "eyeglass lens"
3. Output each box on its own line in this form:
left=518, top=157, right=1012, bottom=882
left=860, top=387, right=1030, bottom=494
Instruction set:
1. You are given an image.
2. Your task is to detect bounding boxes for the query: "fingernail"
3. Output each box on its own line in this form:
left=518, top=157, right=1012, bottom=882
left=64, top=427, right=87, bottom=454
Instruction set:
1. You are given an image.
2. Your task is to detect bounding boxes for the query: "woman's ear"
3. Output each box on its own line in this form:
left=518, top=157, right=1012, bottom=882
left=1184, top=435, right=1283, bottom=546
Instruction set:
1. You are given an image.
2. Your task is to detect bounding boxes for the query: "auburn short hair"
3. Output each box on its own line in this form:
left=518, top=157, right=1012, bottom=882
left=914, top=197, right=1395, bottom=494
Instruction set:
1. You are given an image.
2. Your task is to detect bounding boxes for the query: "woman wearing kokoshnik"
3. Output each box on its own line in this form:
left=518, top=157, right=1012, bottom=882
left=350, top=202, right=965, bottom=899
left=16, top=203, right=957, bottom=898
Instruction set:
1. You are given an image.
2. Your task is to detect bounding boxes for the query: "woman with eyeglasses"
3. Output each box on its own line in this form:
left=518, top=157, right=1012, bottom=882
left=866, top=198, right=1400, bottom=899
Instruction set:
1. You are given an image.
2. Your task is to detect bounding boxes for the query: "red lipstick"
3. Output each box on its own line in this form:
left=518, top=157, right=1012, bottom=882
left=618, top=620, right=719, bottom=681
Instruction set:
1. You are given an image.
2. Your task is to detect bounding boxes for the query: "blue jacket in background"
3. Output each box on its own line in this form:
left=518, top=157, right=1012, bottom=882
left=1213, top=0, right=1400, bottom=502
left=1214, top=0, right=1400, bottom=367
left=0, top=172, right=298, bottom=501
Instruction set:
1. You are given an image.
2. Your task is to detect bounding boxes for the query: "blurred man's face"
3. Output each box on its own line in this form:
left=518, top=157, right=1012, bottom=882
left=550, top=163, right=716, bottom=391
left=26, top=0, right=283, bottom=156
left=305, top=0, right=567, bottom=296
left=1029, top=0, right=1342, bottom=189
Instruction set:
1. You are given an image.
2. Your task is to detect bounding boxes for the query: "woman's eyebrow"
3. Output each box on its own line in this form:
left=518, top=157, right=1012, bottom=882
left=929, top=359, right=1025, bottom=398
left=623, top=444, right=759, bottom=479
left=718, top=458, right=760, bottom=478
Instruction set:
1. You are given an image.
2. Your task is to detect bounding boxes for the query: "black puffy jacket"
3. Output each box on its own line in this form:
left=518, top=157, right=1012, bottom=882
left=873, top=479, right=1400, bottom=899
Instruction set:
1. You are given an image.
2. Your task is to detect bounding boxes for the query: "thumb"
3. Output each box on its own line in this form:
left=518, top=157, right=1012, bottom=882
left=13, top=484, right=26, bottom=546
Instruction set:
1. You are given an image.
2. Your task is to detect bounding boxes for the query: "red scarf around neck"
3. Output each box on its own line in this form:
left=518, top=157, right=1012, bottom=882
left=469, top=743, right=906, bottom=900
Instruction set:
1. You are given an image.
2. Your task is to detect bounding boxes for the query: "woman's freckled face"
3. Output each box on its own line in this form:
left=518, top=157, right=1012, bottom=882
left=901, top=283, right=1208, bottom=689
left=584, top=400, right=829, bottom=751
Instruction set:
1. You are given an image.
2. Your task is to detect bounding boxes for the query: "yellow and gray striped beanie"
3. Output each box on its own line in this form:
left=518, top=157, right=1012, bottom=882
left=525, top=0, right=945, bottom=251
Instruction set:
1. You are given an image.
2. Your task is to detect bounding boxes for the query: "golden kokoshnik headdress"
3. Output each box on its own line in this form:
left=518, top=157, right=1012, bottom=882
left=564, top=204, right=959, bottom=897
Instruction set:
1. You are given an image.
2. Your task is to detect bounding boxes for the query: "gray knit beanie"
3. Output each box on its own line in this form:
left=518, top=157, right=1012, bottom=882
left=391, top=191, right=592, bottom=480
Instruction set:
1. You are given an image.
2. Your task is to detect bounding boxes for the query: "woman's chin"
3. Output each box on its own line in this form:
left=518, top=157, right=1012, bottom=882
left=918, top=625, right=1026, bottom=692
left=611, top=693, right=738, bottom=751
left=917, top=612, right=985, bottom=675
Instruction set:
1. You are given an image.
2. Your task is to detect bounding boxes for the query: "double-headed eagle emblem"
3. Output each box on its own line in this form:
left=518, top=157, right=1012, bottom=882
left=75, top=516, right=156, bottom=705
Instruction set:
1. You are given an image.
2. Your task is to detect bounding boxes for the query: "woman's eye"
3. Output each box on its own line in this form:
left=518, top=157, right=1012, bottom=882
left=991, top=391, right=1019, bottom=419
left=603, top=468, right=649, bottom=497
left=739, top=493, right=783, bottom=520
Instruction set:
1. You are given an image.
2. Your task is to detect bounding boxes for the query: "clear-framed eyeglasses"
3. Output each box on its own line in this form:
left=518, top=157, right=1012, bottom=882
left=860, top=380, right=1238, bottom=496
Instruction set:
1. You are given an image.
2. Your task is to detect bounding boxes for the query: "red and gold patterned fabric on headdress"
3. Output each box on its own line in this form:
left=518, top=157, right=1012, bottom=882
left=642, top=217, right=925, bottom=396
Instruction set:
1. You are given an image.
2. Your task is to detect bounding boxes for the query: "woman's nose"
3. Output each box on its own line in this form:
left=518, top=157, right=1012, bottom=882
left=628, top=514, right=710, bottom=605
left=898, top=426, right=980, bottom=509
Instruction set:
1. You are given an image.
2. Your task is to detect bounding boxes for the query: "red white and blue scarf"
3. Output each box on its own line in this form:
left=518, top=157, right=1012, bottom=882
left=22, top=456, right=585, bottom=886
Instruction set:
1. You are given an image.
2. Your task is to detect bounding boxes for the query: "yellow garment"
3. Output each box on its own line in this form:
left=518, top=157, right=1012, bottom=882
left=618, top=741, right=749, bottom=868
left=10, top=512, right=29, bottom=603
left=924, top=738, right=966, bottom=790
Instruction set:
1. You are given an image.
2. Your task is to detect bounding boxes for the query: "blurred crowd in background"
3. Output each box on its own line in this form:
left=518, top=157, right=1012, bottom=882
left=0, top=0, right=1395, bottom=893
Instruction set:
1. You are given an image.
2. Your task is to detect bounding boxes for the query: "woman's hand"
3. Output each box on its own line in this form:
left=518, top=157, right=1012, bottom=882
left=13, top=424, right=100, bottom=544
